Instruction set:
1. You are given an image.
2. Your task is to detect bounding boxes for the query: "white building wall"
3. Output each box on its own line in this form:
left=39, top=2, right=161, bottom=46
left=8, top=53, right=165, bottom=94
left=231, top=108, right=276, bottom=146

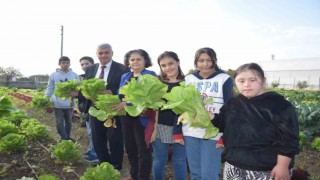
left=265, top=70, right=320, bottom=89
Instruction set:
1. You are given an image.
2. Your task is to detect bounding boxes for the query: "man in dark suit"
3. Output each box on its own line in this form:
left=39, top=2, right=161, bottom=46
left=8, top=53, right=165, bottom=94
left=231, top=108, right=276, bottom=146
left=83, top=43, right=128, bottom=170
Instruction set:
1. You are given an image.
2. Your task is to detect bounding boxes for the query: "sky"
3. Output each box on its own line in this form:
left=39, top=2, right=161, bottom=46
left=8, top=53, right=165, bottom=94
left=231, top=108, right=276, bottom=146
left=1, top=0, right=320, bottom=77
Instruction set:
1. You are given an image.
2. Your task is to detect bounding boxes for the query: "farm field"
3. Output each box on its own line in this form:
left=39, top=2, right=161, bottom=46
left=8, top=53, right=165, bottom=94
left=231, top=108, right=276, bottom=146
left=0, top=87, right=319, bottom=180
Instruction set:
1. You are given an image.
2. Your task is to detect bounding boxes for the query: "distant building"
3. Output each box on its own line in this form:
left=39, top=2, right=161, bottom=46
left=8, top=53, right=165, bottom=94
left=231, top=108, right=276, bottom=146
left=258, top=57, right=320, bottom=90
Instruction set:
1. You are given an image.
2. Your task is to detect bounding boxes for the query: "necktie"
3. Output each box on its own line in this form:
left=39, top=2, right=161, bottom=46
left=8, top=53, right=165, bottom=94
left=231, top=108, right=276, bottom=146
left=99, top=65, right=106, bottom=79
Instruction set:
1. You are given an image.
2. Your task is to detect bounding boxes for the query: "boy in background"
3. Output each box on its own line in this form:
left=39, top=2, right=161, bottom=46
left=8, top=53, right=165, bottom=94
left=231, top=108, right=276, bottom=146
left=45, top=56, right=80, bottom=142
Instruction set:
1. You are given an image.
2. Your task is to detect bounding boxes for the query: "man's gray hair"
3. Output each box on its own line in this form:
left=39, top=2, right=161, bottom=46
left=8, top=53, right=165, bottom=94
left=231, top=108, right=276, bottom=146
left=97, top=43, right=112, bottom=50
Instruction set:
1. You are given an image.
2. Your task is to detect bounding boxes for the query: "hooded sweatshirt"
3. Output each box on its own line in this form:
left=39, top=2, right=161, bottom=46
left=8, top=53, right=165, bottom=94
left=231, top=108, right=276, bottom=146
left=45, top=69, right=80, bottom=108
left=212, top=91, right=299, bottom=171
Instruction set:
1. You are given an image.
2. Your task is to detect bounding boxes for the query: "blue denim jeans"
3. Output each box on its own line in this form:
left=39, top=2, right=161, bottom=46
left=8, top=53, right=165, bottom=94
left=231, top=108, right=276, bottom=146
left=152, top=138, right=187, bottom=180
left=54, top=108, right=74, bottom=140
left=184, top=136, right=223, bottom=180
left=84, top=115, right=97, bottom=159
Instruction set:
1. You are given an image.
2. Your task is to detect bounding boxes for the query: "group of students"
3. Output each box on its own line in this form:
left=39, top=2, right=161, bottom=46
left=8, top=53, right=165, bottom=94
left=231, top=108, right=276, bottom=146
left=45, top=43, right=299, bottom=180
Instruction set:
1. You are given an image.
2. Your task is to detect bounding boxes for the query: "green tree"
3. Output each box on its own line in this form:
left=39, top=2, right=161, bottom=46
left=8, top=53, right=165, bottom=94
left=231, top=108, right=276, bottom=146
left=226, top=69, right=235, bottom=79
left=0, top=66, right=23, bottom=82
left=271, top=81, right=280, bottom=88
left=186, top=69, right=197, bottom=76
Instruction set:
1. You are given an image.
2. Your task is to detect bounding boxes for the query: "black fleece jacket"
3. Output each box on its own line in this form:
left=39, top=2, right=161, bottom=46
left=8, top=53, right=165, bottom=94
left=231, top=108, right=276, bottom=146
left=212, top=91, right=299, bottom=171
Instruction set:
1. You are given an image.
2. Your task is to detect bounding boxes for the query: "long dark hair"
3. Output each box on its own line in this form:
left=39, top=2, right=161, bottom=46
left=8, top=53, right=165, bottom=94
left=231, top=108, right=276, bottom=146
left=157, top=51, right=184, bottom=82
left=234, top=63, right=266, bottom=84
left=194, top=47, right=220, bottom=71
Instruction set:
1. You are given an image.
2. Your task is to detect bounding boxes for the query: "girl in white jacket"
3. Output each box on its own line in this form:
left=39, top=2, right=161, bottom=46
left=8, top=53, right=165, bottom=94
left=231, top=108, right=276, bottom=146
left=184, top=47, right=233, bottom=180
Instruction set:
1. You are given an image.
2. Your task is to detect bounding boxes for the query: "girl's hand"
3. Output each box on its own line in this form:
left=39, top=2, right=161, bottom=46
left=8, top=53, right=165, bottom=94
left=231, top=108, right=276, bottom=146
left=271, top=164, right=290, bottom=180
left=69, top=91, right=78, bottom=97
left=271, top=155, right=291, bottom=180
left=208, top=111, right=215, bottom=120
left=102, top=89, right=112, bottom=94
left=174, top=139, right=185, bottom=145
left=111, top=102, right=126, bottom=111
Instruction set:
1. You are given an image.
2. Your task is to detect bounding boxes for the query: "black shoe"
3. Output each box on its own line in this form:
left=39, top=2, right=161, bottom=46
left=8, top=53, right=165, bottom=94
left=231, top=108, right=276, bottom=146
left=68, top=138, right=76, bottom=143
left=61, top=137, right=76, bottom=143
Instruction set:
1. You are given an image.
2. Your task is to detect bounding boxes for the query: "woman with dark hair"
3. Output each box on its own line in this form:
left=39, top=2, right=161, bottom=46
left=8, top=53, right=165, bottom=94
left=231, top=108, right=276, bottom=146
left=183, top=47, right=234, bottom=180
left=113, top=49, right=156, bottom=180
left=210, top=63, right=299, bottom=180
left=152, top=51, right=187, bottom=180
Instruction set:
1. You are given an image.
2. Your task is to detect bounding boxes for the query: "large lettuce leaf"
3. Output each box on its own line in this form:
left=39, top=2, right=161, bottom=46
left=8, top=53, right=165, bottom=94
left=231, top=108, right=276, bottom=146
left=119, top=74, right=168, bottom=117
left=161, top=82, right=219, bottom=139
left=54, top=79, right=80, bottom=100
left=80, top=78, right=106, bottom=102
left=88, top=94, right=126, bottom=122
left=0, top=93, right=18, bottom=117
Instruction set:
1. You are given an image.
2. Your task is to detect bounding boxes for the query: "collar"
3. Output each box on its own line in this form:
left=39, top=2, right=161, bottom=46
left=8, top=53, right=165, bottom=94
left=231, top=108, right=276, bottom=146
left=99, top=60, right=113, bottom=71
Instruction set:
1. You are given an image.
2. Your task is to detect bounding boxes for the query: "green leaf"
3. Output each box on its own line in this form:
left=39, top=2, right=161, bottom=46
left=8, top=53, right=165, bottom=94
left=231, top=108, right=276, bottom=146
left=54, top=79, right=80, bottom=100
left=0, top=133, right=26, bottom=153
left=120, top=74, right=167, bottom=116
left=89, top=107, right=107, bottom=121
left=80, top=78, right=106, bottom=102
left=80, top=162, right=120, bottom=180
left=88, top=94, right=126, bottom=121
left=161, top=82, right=219, bottom=139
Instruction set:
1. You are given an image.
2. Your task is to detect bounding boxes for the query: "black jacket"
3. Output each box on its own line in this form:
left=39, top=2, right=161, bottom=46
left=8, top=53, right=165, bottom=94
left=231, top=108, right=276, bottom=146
left=212, top=91, right=299, bottom=171
left=77, top=74, right=87, bottom=113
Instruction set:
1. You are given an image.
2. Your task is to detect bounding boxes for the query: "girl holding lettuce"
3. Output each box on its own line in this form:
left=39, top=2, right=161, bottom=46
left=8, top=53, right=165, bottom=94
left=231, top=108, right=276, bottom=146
left=184, top=47, right=234, bottom=180
left=152, top=51, right=187, bottom=180
left=113, top=49, right=156, bottom=180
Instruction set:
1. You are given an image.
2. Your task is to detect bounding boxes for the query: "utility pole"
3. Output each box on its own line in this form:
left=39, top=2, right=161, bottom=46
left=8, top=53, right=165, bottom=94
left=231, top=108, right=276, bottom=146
left=61, top=25, right=64, bottom=57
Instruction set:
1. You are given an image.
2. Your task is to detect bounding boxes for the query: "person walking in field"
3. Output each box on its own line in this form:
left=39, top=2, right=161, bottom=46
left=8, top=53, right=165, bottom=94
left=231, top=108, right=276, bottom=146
left=210, top=63, right=299, bottom=180
left=45, top=56, right=80, bottom=141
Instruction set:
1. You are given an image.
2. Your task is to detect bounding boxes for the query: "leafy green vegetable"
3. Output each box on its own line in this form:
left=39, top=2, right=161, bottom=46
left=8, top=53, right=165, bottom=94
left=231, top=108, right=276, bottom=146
left=20, top=118, right=48, bottom=139
left=38, top=175, right=60, bottom=180
left=80, top=162, right=120, bottom=180
left=24, top=123, right=48, bottom=140
left=20, top=118, right=40, bottom=129
left=299, top=131, right=307, bottom=151
left=311, top=137, right=320, bottom=152
left=2, top=111, right=28, bottom=126
left=50, top=140, right=82, bottom=164
left=32, top=94, right=53, bottom=109
left=0, top=133, right=26, bottom=153
left=0, top=119, right=19, bottom=138
left=54, top=79, right=80, bottom=100
left=89, top=94, right=126, bottom=122
left=119, top=74, right=168, bottom=116
left=80, top=78, right=106, bottom=102
left=161, top=82, right=219, bottom=139
left=0, top=93, right=18, bottom=118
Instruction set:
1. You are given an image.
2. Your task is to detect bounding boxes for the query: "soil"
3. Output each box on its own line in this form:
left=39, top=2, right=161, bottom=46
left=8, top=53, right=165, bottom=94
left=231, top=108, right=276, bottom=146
left=1, top=97, right=319, bottom=180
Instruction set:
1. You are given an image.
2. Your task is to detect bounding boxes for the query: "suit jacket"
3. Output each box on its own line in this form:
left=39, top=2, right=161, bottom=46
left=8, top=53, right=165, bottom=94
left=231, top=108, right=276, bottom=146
left=83, top=61, right=129, bottom=113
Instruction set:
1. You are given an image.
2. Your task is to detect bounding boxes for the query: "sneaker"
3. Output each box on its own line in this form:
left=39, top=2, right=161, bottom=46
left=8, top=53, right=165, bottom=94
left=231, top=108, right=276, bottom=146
left=87, top=158, right=100, bottom=166
left=84, top=154, right=98, bottom=161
